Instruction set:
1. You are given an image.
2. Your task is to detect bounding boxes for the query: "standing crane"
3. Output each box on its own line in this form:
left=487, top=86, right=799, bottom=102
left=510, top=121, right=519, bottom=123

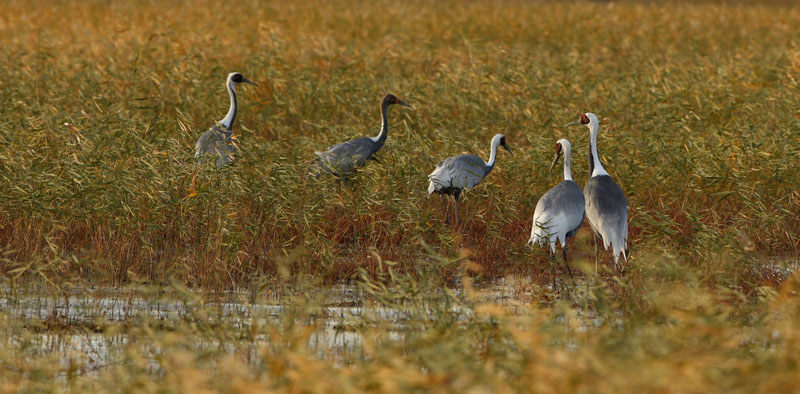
left=311, top=94, right=411, bottom=179
left=427, top=134, right=512, bottom=228
left=195, top=72, right=257, bottom=168
left=566, top=113, right=628, bottom=271
left=528, top=139, right=585, bottom=281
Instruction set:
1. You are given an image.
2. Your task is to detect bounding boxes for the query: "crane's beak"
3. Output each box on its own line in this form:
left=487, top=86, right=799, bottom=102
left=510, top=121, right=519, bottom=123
left=242, top=77, right=258, bottom=86
left=502, top=142, right=513, bottom=155
left=548, top=152, right=562, bottom=175
left=397, top=99, right=413, bottom=109
left=565, top=120, right=581, bottom=127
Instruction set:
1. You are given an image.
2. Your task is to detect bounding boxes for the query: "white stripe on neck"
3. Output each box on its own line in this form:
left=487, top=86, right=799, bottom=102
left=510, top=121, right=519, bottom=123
left=563, top=150, right=573, bottom=181
left=485, top=136, right=499, bottom=167
left=369, top=124, right=384, bottom=143
left=370, top=100, right=390, bottom=143
left=219, top=79, right=237, bottom=129
left=589, top=121, right=609, bottom=177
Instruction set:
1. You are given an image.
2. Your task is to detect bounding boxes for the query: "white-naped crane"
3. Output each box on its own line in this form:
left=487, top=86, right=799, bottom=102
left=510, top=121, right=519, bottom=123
left=195, top=72, right=257, bottom=168
left=311, top=94, right=411, bottom=179
left=528, top=139, right=585, bottom=281
left=566, top=113, right=628, bottom=271
left=427, top=133, right=512, bottom=228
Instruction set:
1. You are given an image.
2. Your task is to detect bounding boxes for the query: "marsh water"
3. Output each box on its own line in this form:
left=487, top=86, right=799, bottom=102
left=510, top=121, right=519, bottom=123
left=2, top=277, right=566, bottom=377
left=3, top=263, right=794, bottom=383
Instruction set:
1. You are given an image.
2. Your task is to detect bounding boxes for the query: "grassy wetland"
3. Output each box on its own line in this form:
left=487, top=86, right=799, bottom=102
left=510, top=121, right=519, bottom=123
left=1, top=0, right=800, bottom=392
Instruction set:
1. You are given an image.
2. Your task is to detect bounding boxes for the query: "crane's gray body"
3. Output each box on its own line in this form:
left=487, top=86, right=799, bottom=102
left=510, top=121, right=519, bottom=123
left=427, top=154, right=492, bottom=196
left=312, top=137, right=383, bottom=178
left=584, top=174, right=628, bottom=262
left=195, top=124, right=239, bottom=168
left=530, top=180, right=585, bottom=252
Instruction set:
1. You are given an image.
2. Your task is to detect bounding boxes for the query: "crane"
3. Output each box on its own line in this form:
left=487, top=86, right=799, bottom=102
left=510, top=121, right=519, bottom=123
left=566, top=113, right=628, bottom=271
left=194, top=72, right=257, bottom=168
left=529, top=139, right=585, bottom=282
left=311, top=94, right=411, bottom=179
left=427, top=134, right=512, bottom=228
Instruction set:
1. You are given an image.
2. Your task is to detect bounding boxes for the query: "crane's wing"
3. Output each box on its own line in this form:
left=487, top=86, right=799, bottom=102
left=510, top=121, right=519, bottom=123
left=427, top=155, right=488, bottom=194
left=584, top=175, right=628, bottom=262
left=530, top=181, right=585, bottom=251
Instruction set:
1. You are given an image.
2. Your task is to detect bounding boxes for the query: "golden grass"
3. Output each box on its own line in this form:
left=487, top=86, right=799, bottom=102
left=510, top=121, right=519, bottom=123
left=1, top=0, right=798, bottom=289
left=0, top=0, right=800, bottom=391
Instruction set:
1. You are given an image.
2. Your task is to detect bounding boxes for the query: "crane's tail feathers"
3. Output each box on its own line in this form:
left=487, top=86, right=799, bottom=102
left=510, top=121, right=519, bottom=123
left=527, top=236, right=545, bottom=247
left=622, top=234, right=628, bottom=261
left=557, top=234, right=567, bottom=250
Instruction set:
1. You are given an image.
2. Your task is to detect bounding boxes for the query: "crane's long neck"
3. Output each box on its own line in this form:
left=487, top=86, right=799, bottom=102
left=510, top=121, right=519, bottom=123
left=219, top=79, right=237, bottom=130
left=371, top=100, right=390, bottom=145
left=486, top=137, right=499, bottom=168
left=588, top=121, right=608, bottom=177
left=563, top=148, right=573, bottom=181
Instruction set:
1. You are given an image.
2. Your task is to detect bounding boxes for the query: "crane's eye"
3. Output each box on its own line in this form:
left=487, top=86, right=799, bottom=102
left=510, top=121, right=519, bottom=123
left=232, top=74, right=243, bottom=83
left=581, top=114, right=589, bottom=124
left=555, top=142, right=562, bottom=153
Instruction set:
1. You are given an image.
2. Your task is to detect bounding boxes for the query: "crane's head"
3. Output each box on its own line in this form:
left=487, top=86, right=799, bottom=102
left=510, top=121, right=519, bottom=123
left=548, top=138, right=571, bottom=175
left=383, top=94, right=412, bottom=108
left=228, top=72, right=258, bottom=86
left=493, top=134, right=512, bottom=155
left=565, top=112, right=598, bottom=129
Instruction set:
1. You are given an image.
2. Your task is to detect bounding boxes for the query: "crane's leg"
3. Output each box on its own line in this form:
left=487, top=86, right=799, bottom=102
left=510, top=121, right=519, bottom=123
left=454, top=191, right=461, bottom=230
left=562, top=244, right=577, bottom=287
left=441, top=194, right=450, bottom=226
left=593, top=233, right=599, bottom=275
left=335, top=176, right=349, bottom=189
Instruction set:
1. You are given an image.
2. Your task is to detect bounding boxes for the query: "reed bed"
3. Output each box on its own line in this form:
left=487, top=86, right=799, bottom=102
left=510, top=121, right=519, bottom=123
left=1, top=0, right=800, bottom=391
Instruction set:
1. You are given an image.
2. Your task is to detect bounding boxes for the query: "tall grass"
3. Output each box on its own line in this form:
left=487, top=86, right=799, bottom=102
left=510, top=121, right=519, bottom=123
left=1, top=1, right=800, bottom=390
left=1, top=0, right=799, bottom=302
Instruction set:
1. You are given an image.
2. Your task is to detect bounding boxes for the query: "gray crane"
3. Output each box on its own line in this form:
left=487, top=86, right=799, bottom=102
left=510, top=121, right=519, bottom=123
left=310, top=94, right=411, bottom=179
left=528, top=139, right=585, bottom=281
left=194, top=72, right=257, bottom=168
left=427, top=133, right=512, bottom=228
left=566, top=113, right=628, bottom=271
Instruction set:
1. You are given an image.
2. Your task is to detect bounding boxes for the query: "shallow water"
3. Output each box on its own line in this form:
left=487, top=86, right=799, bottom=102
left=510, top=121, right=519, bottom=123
left=0, top=285, right=411, bottom=375
left=0, top=278, right=609, bottom=376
